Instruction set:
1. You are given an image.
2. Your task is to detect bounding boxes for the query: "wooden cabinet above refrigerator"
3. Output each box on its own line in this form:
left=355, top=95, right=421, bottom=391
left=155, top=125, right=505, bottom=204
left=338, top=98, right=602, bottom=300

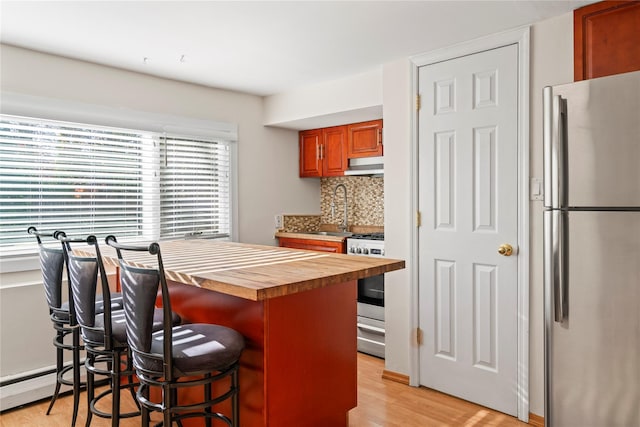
left=574, top=1, right=640, bottom=81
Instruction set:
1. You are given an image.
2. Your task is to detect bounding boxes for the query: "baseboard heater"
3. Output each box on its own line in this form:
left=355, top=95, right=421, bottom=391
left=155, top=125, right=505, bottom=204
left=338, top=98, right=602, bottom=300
left=0, top=368, right=60, bottom=412
left=0, top=368, right=57, bottom=388
left=0, top=361, right=91, bottom=412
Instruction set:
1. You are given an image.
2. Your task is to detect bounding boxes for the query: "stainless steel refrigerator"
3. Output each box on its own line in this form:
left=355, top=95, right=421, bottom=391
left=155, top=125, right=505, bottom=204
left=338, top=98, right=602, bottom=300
left=543, top=70, right=640, bottom=426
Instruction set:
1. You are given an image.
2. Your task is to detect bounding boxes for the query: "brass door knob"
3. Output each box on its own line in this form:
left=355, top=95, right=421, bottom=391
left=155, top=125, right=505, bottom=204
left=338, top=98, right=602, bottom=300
left=498, top=244, right=514, bottom=256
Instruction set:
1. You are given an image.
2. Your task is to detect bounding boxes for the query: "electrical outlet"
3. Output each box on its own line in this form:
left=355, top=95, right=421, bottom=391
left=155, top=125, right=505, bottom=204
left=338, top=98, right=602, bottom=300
left=274, top=214, right=283, bottom=229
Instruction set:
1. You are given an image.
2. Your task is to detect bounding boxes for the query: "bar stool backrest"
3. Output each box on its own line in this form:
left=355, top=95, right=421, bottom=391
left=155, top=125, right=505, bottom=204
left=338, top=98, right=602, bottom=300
left=60, top=235, right=116, bottom=347
left=105, top=236, right=175, bottom=380
left=39, top=245, right=65, bottom=311
left=28, top=227, right=69, bottom=316
left=67, top=253, right=99, bottom=329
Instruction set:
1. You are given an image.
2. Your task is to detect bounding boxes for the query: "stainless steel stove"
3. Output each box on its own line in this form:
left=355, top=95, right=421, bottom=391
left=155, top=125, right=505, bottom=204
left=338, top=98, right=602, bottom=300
left=346, top=233, right=386, bottom=359
left=346, top=233, right=384, bottom=256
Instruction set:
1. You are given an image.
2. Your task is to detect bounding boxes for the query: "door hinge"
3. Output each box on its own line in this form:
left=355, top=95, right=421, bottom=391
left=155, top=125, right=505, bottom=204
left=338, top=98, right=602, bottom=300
left=416, top=94, right=421, bottom=111
left=415, top=327, right=423, bottom=346
left=416, top=211, right=421, bottom=228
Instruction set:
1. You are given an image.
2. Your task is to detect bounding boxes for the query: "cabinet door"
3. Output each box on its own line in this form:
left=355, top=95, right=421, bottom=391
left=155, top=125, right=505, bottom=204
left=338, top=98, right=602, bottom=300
left=322, top=126, right=348, bottom=177
left=278, top=237, right=345, bottom=253
left=299, top=129, right=322, bottom=177
left=574, top=1, right=640, bottom=81
left=347, top=120, right=383, bottom=158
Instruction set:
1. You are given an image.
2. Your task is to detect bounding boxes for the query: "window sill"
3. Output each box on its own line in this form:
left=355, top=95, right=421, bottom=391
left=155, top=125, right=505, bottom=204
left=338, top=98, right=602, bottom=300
left=0, top=251, right=40, bottom=274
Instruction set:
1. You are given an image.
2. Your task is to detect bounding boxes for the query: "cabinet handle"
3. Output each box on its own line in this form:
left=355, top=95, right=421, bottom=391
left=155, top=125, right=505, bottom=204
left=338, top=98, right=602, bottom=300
left=320, top=143, right=324, bottom=159
left=377, top=129, right=382, bottom=146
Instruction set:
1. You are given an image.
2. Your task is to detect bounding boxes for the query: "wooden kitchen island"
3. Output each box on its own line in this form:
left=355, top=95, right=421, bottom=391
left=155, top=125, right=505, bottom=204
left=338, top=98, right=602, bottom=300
left=98, top=239, right=404, bottom=427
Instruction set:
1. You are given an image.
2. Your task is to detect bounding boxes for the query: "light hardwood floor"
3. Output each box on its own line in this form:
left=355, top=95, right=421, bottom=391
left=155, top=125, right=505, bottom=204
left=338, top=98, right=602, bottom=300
left=0, top=353, right=530, bottom=426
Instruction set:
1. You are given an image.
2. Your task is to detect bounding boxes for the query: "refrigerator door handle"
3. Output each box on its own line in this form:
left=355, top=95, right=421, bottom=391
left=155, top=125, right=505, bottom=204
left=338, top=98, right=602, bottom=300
left=545, top=210, right=568, bottom=323
left=543, top=88, right=567, bottom=210
left=543, top=87, right=553, bottom=208
left=555, top=211, right=568, bottom=323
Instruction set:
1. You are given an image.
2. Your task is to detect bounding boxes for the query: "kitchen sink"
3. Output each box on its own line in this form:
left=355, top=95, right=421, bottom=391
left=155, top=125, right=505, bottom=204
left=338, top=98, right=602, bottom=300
left=306, top=231, right=353, bottom=237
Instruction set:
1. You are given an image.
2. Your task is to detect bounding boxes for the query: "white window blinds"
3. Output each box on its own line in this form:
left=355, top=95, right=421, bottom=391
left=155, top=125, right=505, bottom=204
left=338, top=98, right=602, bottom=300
left=0, top=114, right=233, bottom=249
left=160, top=136, right=230, bottom=239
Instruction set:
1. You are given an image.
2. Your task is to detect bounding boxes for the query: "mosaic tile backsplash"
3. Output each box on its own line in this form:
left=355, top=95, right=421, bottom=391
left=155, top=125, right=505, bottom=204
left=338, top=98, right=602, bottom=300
left=321, top=176, right=384, bottom=228
left=281, top=215, right=321, bottom=233
left=279, top=176, right=384, bottom=232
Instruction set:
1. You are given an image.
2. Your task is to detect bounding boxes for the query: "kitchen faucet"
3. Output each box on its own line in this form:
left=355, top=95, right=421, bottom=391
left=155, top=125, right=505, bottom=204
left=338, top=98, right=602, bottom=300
left=331, top=183, right=348, bottom=232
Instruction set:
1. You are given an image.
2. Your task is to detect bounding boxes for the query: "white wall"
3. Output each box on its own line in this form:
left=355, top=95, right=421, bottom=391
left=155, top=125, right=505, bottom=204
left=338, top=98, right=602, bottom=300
left=528, top=12, right=574, bottom=416
left=381, top=58, right=414, bottom=376
left=0, top=44, right=319, bottom=404
left=262, top=68, right=383, bottom=130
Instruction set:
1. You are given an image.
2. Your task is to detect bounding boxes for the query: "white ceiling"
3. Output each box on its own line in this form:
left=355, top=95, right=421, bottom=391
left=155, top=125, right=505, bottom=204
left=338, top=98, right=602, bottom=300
left=1, top=1, right=593, bottom=97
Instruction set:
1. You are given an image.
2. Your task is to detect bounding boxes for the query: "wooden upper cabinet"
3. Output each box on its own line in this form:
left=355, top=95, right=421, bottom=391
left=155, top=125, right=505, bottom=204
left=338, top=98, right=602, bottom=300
left=574, top=1, right=640, bottom=81
left=299, top=129, right=322, bottom=177
left=299, top=126, right=347, bottom=178
left=322, top=126, right=348, bottom=177
left=347, top=120, right=383, bottom=158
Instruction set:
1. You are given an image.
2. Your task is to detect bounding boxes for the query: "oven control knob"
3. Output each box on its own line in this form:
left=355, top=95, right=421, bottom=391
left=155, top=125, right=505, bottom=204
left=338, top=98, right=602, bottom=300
left=356, top=247, right=362, bottom=254
left=381, top=249, right=385, bottom=256
left=349, top=246, right=355, bottom=253
left=362, top=248, right=369, bottom=255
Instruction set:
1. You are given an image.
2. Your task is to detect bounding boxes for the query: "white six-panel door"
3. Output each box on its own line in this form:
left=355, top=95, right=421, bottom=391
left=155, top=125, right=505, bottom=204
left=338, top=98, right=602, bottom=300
left=418, top=44, right=519, bottom=415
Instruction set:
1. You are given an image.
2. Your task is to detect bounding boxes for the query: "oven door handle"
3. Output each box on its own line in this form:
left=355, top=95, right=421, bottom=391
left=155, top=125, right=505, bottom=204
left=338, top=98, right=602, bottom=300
left=357, top=323, right=385, bottom=335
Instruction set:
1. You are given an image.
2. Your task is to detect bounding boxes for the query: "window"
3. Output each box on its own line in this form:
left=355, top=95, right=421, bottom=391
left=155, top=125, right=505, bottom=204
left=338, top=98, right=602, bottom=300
left=0, top=114, right=233, bottom=251
left=160, top=136, right=231, bottom=239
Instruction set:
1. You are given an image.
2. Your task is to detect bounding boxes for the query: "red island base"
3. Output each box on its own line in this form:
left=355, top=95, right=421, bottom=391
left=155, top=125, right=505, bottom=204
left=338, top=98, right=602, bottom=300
left=161, top=279, right=358, bottom=427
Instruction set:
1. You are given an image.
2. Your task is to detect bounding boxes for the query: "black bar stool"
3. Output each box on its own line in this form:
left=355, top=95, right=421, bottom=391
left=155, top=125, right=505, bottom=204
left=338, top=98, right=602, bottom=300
left=59, top=234, right=139, bottom=427
left=106, top=236, right=245, bottom=427
left=28, top=227, right=83, bottom=427
left=59, top=233, right=182, bottom=426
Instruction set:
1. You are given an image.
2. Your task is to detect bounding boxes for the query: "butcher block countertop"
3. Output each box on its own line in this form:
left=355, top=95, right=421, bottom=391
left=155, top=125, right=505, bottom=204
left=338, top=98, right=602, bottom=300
left=93, top=239, right=404, bottom=301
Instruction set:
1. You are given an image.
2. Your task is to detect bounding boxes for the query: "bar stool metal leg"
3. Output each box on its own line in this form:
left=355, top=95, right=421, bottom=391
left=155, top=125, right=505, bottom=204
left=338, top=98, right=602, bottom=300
left=71, top=327, right=81, bottom=427
left=45, top=329, right=65, bottom=416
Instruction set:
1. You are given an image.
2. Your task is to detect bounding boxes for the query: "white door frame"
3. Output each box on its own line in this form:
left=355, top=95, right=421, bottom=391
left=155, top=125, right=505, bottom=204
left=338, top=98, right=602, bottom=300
left=408, top=26, right=530, bottom=422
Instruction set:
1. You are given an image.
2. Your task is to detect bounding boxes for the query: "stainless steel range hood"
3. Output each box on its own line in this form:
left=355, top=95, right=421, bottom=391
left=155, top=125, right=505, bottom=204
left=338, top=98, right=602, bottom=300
left=343, top=156, right=384, bottom=176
